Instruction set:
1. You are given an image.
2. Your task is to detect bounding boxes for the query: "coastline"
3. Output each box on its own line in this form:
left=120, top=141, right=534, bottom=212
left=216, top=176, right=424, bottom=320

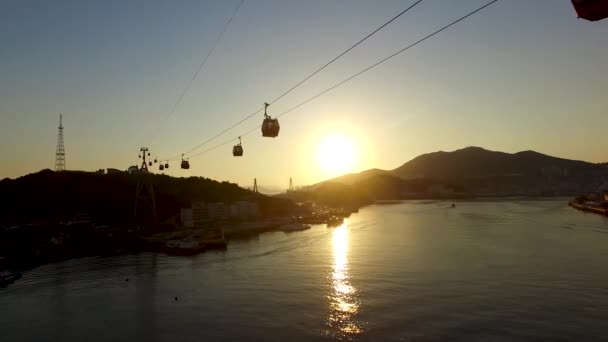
left=569, top=201, right=608, bottom=216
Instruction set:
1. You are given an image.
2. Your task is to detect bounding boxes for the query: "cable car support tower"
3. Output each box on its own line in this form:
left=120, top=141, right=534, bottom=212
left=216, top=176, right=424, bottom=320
left=134, top=147, right=157, bottom=224
left=55, top=114, right=66, bottom=171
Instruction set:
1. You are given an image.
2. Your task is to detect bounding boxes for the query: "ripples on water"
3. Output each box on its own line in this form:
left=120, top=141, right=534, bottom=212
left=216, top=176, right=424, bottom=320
left=327, top=223, right=362, bottom=339
left=1, top=199, right=608, bottom=341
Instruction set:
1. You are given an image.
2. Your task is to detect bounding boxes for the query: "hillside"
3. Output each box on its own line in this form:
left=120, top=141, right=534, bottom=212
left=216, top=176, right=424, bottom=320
left=313, top=147, right=608, bottom=198
left=0, top=170, right=295, bottom=224
left=320, top=168, right=388, bottom=186
left=392, top=147, right=601, bottom=180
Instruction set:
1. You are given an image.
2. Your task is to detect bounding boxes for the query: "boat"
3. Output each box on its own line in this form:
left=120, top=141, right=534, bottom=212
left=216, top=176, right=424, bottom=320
left=451, top=203, right=456, bottom=208
left=0, top=271, right=22, bottom=287
left=278, top=223, right=311, bottom=232
left=202, top=239, right=227, bottom=249
left=326, top=216, right=343, bottom=227
left=201, top=227, right=228, bottom=250
left=161, top=240, right=205, bottom=256
left=300, top=217, right=325, bottom=224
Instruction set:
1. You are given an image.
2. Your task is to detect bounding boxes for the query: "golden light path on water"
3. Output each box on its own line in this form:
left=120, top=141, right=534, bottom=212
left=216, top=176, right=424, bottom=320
left=327, top=220, right=362, bottom=338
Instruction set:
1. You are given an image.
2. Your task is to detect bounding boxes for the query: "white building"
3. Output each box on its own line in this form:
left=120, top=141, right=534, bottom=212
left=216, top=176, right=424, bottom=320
left=207, top=202, right=230, bottom=220
left=192, top=202, right=209, bottom=226
left=180, top=208, right=194, bottom=228
left=229, top=201, right=259, bottom=218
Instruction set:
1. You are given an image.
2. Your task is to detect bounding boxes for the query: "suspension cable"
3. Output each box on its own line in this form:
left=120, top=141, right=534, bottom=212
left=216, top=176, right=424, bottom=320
left=178, top=0, right=500, bottom=162
left=150, top=0, right=246, bottom=148
left=162, top=0, right=424, bottom=160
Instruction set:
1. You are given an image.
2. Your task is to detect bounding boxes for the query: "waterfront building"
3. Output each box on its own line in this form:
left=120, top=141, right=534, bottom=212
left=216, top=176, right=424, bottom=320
left=207, top=202, right=230, bottom=220
left=229, top=201, right=259, bottom=218
left=181, top=208, right=194, bottom=228
left=192, top=202, right=209, bottom=227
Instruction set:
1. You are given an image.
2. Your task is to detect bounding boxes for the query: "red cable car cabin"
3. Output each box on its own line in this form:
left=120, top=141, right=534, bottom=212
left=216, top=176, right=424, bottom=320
left=261, top=102, right=280, bottom=138
left=572, top=0, right=608, bottom=21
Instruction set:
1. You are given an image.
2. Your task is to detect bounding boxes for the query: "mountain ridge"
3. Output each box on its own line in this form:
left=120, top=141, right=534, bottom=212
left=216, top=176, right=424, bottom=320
left=304, top=146, right=607, bottom=199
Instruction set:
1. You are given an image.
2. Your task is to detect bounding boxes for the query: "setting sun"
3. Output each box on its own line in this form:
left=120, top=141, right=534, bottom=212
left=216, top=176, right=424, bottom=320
left=317, top=134, right=358, bottom=176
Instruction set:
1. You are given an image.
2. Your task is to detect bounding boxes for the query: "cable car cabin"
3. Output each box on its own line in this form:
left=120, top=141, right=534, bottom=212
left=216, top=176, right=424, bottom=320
left=262, top=117, right=280, bottom=137
left=233, top=137, right=244, bottom=156
left=165, top=162, right=169, bottom=169
left=180, top=154, right=190, bottom=169
left=148, top=161, right=152, bottom=166
left=154, top=158, right=158, bottom=163
left=233, top=145, right=243, bottom=156
left=572, top=0, right=608, bottom=21
left=159, top=164, right=164, bottom=171
left=261, top=102, right=280, bottom=137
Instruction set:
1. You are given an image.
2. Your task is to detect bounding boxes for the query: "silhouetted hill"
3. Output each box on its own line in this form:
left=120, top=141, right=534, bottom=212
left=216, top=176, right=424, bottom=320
left=392, top=147, right=600, bottom=180
left=315, top=147, right=607, bottom=198
left=0, top=170, right=295, bottom=224
left=320, top=168, right=388, bottom=186
left=354, top=173, right=469, bottom=200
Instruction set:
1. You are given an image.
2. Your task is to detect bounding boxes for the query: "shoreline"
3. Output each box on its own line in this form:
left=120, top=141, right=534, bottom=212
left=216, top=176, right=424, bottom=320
left=569, top=201, right=608, bottom=216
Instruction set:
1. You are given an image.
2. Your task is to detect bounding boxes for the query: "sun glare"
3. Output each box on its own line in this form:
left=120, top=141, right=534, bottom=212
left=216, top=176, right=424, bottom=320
left=317, top=135, right=357, bottom=176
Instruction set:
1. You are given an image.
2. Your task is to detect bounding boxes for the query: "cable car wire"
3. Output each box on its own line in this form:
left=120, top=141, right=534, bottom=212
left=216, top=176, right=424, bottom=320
left=268, top=0, right=423, bottom=105
left=151, top=0, right=245, bottom=145
left=162, top=0, right=424, bottom=160
left=178, top=0, right=500, bottom=162
left=275, top=0, right=500, bottom=120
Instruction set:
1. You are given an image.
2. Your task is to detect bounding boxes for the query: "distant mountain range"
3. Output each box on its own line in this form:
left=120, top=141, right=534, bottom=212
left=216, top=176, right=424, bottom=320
left=292, top=147, right=608, bottom=202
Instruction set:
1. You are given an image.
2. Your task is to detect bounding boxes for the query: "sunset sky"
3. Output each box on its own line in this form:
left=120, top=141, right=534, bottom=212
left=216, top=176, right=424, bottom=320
left=1, top=0, right=606, bottom=189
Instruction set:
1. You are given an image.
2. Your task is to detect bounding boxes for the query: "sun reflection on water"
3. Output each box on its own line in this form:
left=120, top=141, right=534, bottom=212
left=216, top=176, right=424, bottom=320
left=326, top=221, right=362, bottom=338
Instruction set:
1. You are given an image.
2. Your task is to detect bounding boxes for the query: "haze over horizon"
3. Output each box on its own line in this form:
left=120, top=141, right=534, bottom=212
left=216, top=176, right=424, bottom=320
left=1, top=0, right=607, bottom=188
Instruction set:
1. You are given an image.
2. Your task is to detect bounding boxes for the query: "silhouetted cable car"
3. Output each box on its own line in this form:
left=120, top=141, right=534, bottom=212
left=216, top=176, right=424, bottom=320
left=148, top=161, right=152, bottom=166
left=233, top=137, right=244, bottom=157
left=180, top=154, right=190, bottom=169
left=165, top=162, right=169, bottom=169
left=159, top=164, right=164, bottom=171
left=261, top=102, right=280, bottom=138
left=572, top=0, right=608, bottom=21
left=154, top=158, right=158, bottom=163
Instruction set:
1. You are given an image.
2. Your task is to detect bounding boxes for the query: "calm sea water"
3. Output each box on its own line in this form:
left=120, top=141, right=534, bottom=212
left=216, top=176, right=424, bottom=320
left=1, top=199, right=608, bottom=341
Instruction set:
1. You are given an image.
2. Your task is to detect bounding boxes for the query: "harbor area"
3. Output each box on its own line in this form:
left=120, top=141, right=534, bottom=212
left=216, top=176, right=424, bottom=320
left=569, top=190, right=608, bottom=216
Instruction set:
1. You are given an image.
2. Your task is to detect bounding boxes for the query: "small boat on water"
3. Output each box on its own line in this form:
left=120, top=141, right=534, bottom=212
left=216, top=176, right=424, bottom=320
left=326, top=216, right=343, bottom=227
left=202, top=238, right=228, bottom=250
left=278, top=223, right=311, bottom=232
left=202, top=227, right=228, bottom=250
left=451, top=203, right=456, bottom=208
left=161, top=240, right=205, bottom=256
left=0, top=271, right=22, bottom=287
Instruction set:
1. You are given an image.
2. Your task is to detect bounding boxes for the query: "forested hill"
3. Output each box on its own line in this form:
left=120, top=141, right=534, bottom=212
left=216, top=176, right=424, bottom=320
left=0, top=170, right=294, bottom=224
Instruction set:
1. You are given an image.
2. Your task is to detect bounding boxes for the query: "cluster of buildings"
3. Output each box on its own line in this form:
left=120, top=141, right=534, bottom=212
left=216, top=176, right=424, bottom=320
left=180, top=201, right=260, bottom=228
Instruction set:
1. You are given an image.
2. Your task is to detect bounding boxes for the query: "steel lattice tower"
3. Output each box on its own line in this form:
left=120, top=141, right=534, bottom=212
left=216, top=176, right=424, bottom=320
left=134, top=147, right=157, bottom=224
left=55, top=114, right=66, bottom=171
